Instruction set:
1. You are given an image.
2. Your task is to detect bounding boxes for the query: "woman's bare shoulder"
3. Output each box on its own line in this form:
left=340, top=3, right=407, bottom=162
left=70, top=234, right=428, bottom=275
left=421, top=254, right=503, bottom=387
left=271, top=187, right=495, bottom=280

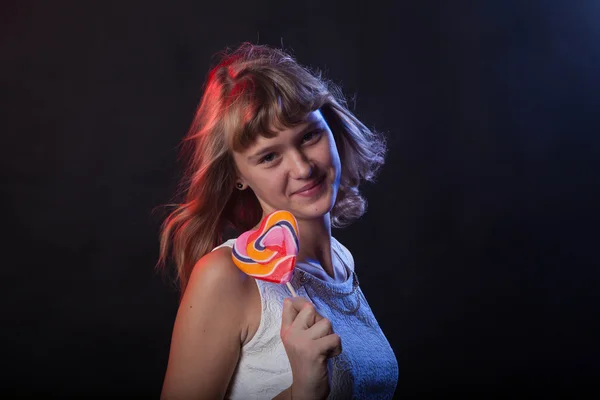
left=162, top=246, right=253, bottom=399
left=185, top=246, right=250, bottom=301
left=184, top=246, right=261, bottom=346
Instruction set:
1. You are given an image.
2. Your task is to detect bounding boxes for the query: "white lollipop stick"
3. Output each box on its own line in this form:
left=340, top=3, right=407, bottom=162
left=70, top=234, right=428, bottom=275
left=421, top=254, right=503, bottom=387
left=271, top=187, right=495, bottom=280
left=286, top=282, right=297, bottom=297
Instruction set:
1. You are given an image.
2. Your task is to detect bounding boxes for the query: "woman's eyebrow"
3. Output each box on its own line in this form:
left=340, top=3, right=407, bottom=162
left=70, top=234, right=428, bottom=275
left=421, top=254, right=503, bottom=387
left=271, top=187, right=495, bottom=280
left=247, top=121, right=322, bottom=161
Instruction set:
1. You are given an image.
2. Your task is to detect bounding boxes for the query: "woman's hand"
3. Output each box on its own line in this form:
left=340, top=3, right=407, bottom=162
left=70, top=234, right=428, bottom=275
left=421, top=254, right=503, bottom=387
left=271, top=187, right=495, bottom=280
left=280, top=297, right=342, bottom=400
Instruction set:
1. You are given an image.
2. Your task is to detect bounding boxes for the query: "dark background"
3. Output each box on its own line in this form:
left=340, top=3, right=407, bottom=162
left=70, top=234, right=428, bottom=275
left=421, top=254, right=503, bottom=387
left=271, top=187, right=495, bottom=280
left=2, top=0, right=599, bottom=397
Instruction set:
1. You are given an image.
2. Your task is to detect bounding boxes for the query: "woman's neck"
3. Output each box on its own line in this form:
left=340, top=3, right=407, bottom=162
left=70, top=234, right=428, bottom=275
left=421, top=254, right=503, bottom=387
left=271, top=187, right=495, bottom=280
left=296, top=214, right=335, bottom=279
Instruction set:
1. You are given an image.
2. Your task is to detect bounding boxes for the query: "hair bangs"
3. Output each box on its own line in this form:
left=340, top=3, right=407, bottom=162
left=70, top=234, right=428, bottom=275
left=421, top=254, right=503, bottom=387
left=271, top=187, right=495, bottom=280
left=226, top=70, right=328, bottom=153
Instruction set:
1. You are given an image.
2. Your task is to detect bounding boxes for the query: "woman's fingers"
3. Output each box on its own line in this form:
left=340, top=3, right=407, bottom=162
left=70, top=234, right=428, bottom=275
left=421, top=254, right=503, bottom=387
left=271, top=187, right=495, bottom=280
left=314, top=312, right=324, bottom=323
left=282, top=297, right=317, bottom=331
left=306, top=316, right=333, bottom=340
left=283, top=297, right=320, bottom=330
left=281, top=296, right=342, bottom=360
left=281, top=298, right=300, bottom=331
left=291, top=302, right=320, bottom=330
left=316, top=333, right=343, bottom=358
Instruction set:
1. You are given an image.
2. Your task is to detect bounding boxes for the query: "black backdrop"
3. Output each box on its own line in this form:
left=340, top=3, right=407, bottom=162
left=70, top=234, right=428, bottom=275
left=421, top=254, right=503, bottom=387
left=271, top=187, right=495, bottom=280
left=2, top=0, right=599, bottom=397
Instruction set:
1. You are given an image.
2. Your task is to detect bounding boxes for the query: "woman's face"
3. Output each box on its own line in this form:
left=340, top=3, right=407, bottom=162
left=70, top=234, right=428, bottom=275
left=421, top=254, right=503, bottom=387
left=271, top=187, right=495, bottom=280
left=232, top=109, right=342, bottom=222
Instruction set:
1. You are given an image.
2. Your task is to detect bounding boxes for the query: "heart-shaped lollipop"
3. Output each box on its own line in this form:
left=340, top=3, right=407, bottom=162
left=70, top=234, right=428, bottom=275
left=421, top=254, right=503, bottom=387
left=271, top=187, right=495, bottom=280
left=232, top=210, right=300, bottom=296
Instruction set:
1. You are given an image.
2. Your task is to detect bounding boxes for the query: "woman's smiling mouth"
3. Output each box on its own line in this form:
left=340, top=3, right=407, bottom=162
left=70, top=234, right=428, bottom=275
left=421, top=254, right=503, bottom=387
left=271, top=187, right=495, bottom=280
left=293, top=175, right=326, bottom=197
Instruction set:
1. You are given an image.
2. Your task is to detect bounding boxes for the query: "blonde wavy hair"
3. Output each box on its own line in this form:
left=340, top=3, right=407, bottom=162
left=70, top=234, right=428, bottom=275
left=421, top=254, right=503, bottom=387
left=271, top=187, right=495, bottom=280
left=157, top=43, right=387, bottom=295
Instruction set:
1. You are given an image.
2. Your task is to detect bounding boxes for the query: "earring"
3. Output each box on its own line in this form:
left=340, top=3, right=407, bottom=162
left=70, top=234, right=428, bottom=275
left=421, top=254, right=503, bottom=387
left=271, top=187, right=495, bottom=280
left=236, top=182, right=243, bottom=189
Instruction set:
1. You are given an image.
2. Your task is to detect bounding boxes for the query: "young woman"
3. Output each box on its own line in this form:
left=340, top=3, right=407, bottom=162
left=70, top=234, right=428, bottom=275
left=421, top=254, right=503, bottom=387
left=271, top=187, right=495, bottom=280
left=158, top=43, right=398, bottom=399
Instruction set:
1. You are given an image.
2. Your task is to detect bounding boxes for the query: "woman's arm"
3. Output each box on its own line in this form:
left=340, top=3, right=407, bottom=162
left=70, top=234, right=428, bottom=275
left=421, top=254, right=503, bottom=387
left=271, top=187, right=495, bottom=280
left=272, top=386, right=292, bottom=400
left=161, top=248, right=249, bottom=399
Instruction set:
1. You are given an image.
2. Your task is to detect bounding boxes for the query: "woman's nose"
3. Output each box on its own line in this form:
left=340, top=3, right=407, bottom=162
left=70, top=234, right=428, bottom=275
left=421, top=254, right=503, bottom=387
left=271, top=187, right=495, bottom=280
left=289, top=151, right=314, bottom=179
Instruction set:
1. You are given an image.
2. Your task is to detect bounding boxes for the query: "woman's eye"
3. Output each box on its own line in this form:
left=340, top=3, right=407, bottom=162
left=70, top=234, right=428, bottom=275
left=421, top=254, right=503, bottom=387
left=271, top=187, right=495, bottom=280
left=260, top=153, right=277, bottom=164
left=259, top=131, right=321, bottom=164
left=302, top=131, right=320, bottom=143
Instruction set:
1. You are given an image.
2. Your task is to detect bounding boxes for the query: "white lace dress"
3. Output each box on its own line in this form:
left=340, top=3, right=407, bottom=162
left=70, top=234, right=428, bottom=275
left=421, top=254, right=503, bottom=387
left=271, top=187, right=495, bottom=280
left=213, top=237, right=399, bottom=399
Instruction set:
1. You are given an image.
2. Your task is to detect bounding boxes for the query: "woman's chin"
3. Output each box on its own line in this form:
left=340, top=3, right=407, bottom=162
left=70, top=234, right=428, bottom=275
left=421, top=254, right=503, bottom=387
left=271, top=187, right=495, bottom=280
left=293, top=194, right=336, bottom=221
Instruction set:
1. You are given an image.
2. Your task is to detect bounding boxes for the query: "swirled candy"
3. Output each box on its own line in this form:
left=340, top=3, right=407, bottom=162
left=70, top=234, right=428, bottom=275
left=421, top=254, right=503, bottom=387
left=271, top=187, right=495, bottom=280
left=232, top=210, right=300, bottom=285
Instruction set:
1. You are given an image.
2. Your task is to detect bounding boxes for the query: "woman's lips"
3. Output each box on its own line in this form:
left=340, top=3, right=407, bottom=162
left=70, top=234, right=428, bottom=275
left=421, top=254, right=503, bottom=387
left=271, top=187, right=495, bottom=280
left=294, top=175, right=326, bottom=196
